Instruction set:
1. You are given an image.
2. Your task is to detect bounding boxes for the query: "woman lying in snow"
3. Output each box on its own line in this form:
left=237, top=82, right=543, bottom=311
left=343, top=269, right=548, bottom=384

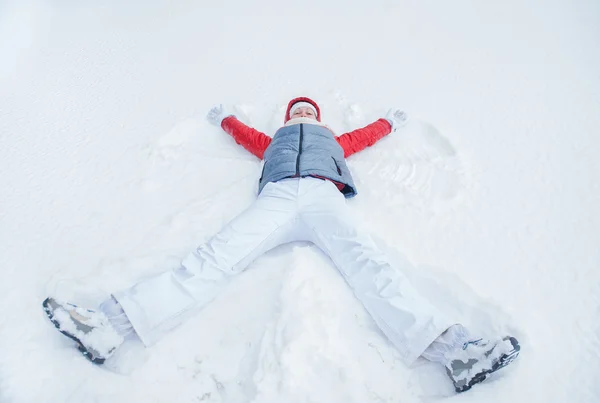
left=43, top=97, right=520, bottom=393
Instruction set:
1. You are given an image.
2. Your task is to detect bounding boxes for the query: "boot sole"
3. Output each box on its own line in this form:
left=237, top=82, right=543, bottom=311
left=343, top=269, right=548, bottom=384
left=455, top=336, right=520, bottom=393
left=42, top=298, right=106, bottom=365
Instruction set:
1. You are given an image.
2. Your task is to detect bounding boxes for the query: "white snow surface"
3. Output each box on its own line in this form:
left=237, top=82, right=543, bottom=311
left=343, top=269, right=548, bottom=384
left=1, top=0, right=599, bottom=402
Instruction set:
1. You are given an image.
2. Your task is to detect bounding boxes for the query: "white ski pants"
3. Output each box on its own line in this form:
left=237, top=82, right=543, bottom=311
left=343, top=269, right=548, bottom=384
left=114, top=177, right=454, bottom=364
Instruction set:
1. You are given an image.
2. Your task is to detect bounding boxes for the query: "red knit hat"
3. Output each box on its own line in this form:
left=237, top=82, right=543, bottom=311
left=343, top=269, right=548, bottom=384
left=284, top=97, right=321, bottom=123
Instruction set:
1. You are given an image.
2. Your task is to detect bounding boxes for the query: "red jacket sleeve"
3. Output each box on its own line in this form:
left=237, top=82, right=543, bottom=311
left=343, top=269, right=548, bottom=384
left=336, top=118, right=392, bottom=158
left=221, top=116, right=272, bottom=160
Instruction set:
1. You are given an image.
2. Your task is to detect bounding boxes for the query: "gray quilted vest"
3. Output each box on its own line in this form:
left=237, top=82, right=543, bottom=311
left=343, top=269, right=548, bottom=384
left=258, top=123, right=357, bottom=198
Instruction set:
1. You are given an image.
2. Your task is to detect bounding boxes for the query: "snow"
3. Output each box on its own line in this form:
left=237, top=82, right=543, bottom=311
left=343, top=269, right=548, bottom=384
left=1, top=0, right=599, bottom=402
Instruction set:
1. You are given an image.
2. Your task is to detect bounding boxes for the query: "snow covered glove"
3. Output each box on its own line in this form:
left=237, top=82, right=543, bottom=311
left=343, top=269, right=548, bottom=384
left=385, top=108, right=408, bottom=132
left=42, top=297, right=124, bottom=364
left=206, top=104, right=235, bottom=127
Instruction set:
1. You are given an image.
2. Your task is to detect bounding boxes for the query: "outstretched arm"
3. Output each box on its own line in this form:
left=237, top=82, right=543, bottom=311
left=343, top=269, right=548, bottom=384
left=221, top=117, right=271, bottom=160
left=336, top=118, right=392, bottom=158
left=336, top=109, right=407, bottom=158
left=207, top=105, right=272, bottom=159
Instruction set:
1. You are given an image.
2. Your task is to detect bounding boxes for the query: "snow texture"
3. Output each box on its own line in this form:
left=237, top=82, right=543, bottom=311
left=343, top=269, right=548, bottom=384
left=1, top=0, right=600, bottom=402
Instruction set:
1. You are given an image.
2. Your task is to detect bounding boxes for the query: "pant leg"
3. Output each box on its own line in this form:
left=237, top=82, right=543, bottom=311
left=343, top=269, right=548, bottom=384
left=420, top=324, right=470, bottom=365
left=299, top=179, right=455, bottom=365
left=99, top=296, right=135, bottom=338
left=114, top=181, right=301, bottom=346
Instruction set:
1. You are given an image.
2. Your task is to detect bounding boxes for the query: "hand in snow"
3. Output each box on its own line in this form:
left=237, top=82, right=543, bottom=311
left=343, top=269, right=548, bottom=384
left=385, top=109, right=408, bottom=132
left=206, top=104, right=235, bottom=127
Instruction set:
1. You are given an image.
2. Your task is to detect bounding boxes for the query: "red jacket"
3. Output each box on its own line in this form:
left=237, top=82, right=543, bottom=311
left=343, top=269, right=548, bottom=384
left=221, top=117, right=392, bottom=160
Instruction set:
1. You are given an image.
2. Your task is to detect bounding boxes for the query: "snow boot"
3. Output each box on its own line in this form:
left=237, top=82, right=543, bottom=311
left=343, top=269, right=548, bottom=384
left=445, top=336, right=520, bottom=393
left=42, top=297, right=124, bottom=364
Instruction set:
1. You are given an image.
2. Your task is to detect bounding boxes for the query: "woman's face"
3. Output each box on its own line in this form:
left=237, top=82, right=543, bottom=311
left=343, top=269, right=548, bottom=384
left=291, top=107, right=317, bottom=120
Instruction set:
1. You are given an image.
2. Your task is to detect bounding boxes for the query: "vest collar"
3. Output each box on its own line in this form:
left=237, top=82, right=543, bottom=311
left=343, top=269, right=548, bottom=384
left=284, top=117, right=328, bottom=127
